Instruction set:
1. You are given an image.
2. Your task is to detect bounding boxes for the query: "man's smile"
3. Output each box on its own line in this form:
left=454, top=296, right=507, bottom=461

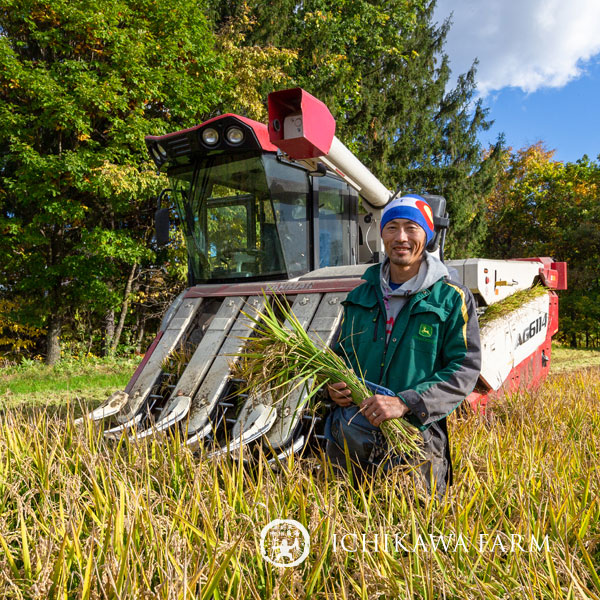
left=390, top=244, right=414, bottom=255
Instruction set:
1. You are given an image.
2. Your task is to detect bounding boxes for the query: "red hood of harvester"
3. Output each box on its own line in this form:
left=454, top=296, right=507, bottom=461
left=201, top=114, right=278, bottom=152
left=145, top=114, right=278, bottom=152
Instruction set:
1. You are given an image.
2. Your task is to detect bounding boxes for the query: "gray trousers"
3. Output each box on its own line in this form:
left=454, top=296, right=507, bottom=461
left=324, top=405, right=451, bottom=497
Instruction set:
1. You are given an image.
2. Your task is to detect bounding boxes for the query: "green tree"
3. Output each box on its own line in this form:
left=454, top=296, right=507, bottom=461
left=485, top=143, right=600, bottom=347
left=0, top=0, right=224, bottom=363
left=209, top=0, right=503, bottom=257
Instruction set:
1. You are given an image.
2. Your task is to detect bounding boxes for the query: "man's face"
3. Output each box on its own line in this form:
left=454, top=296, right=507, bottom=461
left=381, top=218, right=427, bottom=268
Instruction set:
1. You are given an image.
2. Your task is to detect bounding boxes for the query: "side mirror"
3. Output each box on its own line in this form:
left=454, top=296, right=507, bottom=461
left=155, top=207, right=170, bottom=246
left=154, top=188, right=172, bottom=246
left=421, top=194, right=450, bottom=256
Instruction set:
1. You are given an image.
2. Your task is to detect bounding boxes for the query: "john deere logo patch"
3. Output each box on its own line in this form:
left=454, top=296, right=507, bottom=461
left=419, top=324, right=433, bottom=338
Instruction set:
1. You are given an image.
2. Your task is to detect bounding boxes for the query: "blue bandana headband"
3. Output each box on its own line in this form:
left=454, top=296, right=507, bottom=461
left=380, top=194, right=435, bottom=245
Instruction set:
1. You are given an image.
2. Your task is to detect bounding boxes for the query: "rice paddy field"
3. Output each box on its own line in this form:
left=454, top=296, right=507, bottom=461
left=0, top=352, right=599, bottom=599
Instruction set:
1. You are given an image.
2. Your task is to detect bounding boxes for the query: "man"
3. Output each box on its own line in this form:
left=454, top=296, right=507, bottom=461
left=325, top=194, right=481, bottom=495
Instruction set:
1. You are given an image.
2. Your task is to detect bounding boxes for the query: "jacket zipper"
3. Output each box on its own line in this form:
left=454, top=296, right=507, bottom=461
left=373, top=309, right=380, bottom=342
left=377, top=290, right=429, bottom=384
left=376, top=302, right=388, bottom=382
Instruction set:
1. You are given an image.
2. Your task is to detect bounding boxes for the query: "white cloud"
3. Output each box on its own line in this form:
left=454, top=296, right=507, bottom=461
left=434, top=0, right=600, bottom=96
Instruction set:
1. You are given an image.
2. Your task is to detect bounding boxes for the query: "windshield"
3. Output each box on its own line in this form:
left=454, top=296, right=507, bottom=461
left=168, top=152, right=310, bottom=283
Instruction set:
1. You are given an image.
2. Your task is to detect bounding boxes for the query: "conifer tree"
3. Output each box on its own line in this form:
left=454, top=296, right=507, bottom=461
left=210, top=0, right=503, bottom=257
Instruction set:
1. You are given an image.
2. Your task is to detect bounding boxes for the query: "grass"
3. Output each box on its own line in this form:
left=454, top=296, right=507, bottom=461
left=0, top=354, right=598, bottom=597
left=1, top=342, right=592, bottom=412
left=550, top=344, right=600, bottom=373
left=0, top=356, right=140, bottom=411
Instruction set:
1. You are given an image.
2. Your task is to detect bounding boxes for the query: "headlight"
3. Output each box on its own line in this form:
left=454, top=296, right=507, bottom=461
left=202, top=127, right=219, bottom=146
left=156, top=143, right=168, bottom=158
left=226, top=126, right=244, bottom=145
left=150, top=146, right=162, bottom=164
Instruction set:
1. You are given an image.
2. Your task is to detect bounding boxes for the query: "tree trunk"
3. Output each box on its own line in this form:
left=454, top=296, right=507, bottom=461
left=46, top=313, right=62, bottom=365
left=111, top=263, right=137, bottom=354
left=104, top=309, right=115, bottom=357
left=135, top=319, right=146, bottom=354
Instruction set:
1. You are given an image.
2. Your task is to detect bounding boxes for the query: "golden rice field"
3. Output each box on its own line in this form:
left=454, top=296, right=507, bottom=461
left=0, top=366, right=599, bottom=599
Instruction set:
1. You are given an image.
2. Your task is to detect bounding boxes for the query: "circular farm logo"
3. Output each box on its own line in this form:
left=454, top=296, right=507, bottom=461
left=260, top=519, right=310, bottom=567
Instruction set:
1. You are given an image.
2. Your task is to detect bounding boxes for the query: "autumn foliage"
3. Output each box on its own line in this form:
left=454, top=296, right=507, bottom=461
left=0, top=0, right=596, bottom=363
left=486, top=142, right=600, bottom=347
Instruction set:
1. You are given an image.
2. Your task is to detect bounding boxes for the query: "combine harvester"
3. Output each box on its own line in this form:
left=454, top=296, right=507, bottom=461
left=79, top=88, right=567, bottom=460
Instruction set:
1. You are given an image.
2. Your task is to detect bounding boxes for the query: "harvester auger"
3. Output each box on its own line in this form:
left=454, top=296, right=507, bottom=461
left=77, top=88, right=567, bottom=460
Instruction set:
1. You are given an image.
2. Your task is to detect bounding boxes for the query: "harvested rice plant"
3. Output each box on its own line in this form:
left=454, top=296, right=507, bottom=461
left=0, top=367, right=599, bottom=599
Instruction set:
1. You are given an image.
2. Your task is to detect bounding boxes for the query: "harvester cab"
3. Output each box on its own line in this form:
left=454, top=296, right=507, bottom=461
left=157, top=132, right=359, bottom=284
left=78, top=88, right=567, bottom=461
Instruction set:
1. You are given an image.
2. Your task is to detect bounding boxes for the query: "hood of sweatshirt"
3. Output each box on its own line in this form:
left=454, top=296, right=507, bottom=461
left=380, top=252, right=449, bottom=298
left=379, top=252, right=450, bottom=338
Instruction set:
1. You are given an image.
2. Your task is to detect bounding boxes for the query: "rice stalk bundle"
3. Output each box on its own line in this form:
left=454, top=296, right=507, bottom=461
left=234, top=294, right=423, bottom=458
left=479, top=284, right=548, bottom=327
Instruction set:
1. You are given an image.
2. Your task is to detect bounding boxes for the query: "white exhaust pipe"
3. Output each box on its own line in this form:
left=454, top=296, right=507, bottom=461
left=268, top=88, right=391, bottom=208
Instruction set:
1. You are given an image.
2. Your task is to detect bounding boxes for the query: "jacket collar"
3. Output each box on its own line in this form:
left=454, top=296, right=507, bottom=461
left=356, top=261, right=450, bottom=319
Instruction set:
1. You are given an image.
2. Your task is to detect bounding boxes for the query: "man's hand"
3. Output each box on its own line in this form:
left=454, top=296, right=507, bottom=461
left=328, top=383, right=409, bottom=427
left=360, top=394, right=409, bottom=427
left=327, top=381, right=353, bottom=407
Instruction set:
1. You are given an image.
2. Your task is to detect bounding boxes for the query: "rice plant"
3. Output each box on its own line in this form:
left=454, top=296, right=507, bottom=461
left=234, top=294, right=423, bottom=458
left=0, top=368, right=598, bottom=598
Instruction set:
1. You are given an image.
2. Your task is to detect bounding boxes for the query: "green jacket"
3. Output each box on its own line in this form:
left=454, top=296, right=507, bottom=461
left=336, top=263, right=481, bottom=431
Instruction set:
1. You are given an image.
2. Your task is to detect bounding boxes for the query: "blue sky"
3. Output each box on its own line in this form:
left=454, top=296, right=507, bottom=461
left=434, top=0, right=600, bottom=164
